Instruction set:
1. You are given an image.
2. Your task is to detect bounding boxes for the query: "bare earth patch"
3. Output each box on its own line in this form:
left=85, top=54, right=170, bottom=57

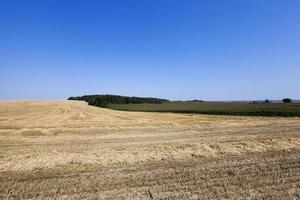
left=0, top=100, right=299, bottom=199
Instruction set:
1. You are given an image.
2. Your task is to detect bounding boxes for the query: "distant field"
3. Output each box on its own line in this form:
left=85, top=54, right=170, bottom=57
left=107, top=102, right=300, bottom=117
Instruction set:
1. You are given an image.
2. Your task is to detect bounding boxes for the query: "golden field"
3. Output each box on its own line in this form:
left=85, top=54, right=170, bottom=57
left=0, top=100, right=299, bottom=199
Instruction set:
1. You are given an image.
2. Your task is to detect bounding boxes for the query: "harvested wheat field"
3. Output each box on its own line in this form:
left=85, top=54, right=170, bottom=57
left=0, top=100, right=299, bottom=199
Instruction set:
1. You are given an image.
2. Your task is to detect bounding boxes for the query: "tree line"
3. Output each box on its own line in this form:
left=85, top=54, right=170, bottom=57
left=68, top=95, right=169, bottom=107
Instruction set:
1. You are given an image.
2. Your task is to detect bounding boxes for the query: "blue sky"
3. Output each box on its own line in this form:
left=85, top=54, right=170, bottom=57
left=0, top=0, right=299, bottom=100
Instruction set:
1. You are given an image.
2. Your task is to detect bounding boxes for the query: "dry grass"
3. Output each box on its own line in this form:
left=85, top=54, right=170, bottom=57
left=0, top=100, right=299, bottom=199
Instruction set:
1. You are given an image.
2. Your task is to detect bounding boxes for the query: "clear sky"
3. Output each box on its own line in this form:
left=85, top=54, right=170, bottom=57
left=1, top=0, right=299, bottom=101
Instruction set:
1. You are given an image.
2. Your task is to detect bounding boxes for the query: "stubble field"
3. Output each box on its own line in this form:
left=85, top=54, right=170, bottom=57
left=0, top=100, right=299, bottom=199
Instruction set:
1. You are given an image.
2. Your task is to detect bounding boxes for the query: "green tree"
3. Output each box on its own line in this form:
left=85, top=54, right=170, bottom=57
left=282, top=98, right=292, bottom=103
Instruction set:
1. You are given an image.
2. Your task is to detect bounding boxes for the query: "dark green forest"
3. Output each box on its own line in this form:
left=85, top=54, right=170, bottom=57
left=68, top=95, right=169, bottom=107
